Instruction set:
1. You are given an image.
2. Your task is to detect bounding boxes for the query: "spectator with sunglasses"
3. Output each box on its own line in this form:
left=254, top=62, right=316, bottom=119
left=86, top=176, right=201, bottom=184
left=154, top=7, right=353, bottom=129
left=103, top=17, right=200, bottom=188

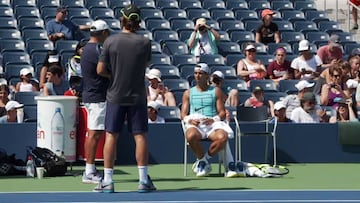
left=320, top=66, right=347, bottom=108
left=329, top=98, right=358, bottom=123
left=46, top=6, right=90, bottom=42
left=187, top=18, right=220, bottom=61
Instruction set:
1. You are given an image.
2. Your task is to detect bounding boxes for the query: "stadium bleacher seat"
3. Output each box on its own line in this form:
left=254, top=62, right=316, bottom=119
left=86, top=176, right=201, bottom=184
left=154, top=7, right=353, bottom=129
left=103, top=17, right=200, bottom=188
left=223, top=78, right=249, bottom=92
left=202, top=0, right=226, bottom=10
left=280, top=31, right=305, bottom=45
left=102, top=18, right=121, bottom=30
left=60, top=0, right=84, bottom=8
left=230, top=30, right=255, bottom=45
left=217, top=41, right=241, bottom=56
left=156, top=0, right=179, bottom=9
left=238, top=91, right=252, bottom=105
left=210, top=65, right=237, bottom=78
left=25, top=39, right=54, bottom=55
left=150, top=53, right=172, bottom=66
left=211, top=9, right=235, bottom=21
left=248, top=1, right=271, bottom=11
left=163, top=8, right=187, bottom=21
left=162, top=78, right=190, bottom=92
left=0, top=6, right=14, bottom=18
left=318, top=20, right=341, bottom=32
left=264, top=92, right=287, bottom=103
left=11, top=0, right=36, bottom=7
left=84, top=0, right=108, bottom=9
left=161, top=41, right=189, bottom=55
left=0, top=17, right=17, bottom=29
left=234, top=10, right=258, bottom=21
left=140, top=8, right=164, bottom=20
left=172, top=91, right=184, bottom=107
left=40, top=6, right=56, bottom=21
left=220, top=19, right=245, bottom=33
left=14, top=91, right=40, bottom=106
left=306, top=31, right=329, bottom=46
left=5, top=64, right=34, bottom=80
left=249, top=79, right=278, bottom=92
left=22, top=29, right=48, bottom=42
left=55, top=40, right=79, bottom=54
left=226, top=54, right=244, bottom=67
left=158, top=106, right=181, bottom=122
left=256, top=54, right=275, bottom=67
left=344, top=43, right=360, bottom=55
left=18, top=17, right=44, bottom=30
left=271, top=1, right=294, bottom=11
left=14, top=6, right=40, bottom=20
left=90, top=7, right=115, bottom=20
left=151, top=41, right=162, bottom=54
left=199, top=54, right=225, bottom=66
left=179, top=65, right=196, bottom=81
left=178, top=29, right=193, bottom=42
left=146, top=18, right=171, bottom=32
left=305, top=10, right=329, bottom=23
left=278, top=79, right=300, bottom=94
left=243, top=19, right=262, bottom=32
left=170, top=18, right=194, bottom=32
left=281, top=10, right=306, bottom=23
left=23, top=105, right=37, bottom=122
left=108, top=0, right=130, bottom=9
left=294, top=1, right=317, bottom=12
left=186, top=8, right=211, bottom=21
left=293, top=21, right=318, bottom=34
left=136, top=29, right=153, bottom=40
left=0, top=39, right=25, bottom=53
left=153, top=30, right=179, bottom=42
left=153, top=66, right=181, bottom=79
left=179, top=0, right=202, bottom=10
left=171, top=54, right=197, bottom=67
left=226, top=0, right=248, bottom=11
left=0, top=29, right=21, bottom=40
left=275, top=20, right=294, bottom=32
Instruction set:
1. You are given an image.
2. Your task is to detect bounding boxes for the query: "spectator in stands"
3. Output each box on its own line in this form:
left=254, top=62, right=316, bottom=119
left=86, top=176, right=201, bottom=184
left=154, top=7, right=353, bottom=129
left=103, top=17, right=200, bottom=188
left=39, top=50, right=61, bottom=89
left=43, top=64, right=69, bottom=96
left=187, top=18, right=220, bottom=61
left=344, top=79, right=358, bottom=115
left=320, top=66, right=347, bottom=107
left=210, top=71, right=239, bottom=107
left=0, top=101, right=23, bottom=123
left=146, top=68, right=176, bottom=106
left=350, top=0, right=360, bottom=29
left=291, top=92, right=329, bottom=123
left=348, top=55, right=360, bottom=81
left=244, top=86, right=274, bottom=117
left=273, top=101, right=291, bottom=122
left=15, top=68, right=39, bottom=92
left=282, top=80, right=315, bottom=119
left=291, top=40, right=323, bottom=80
left=329, top=98, right=358, bottom=123
left=267, top=47, right=294, bottom=85
left=68, top=41, right=86, bottom=81
left=46, top=6, right=90, bottom=42
left=180, top=63, right=238, bottom=178
left=317, top=35, right=343, bottom=69
left=237, top=44, right=267, bottom=84
left=147, top=101, right=165, bottom=124
left=255, top=9, right=281, bottom=46
left=0, top=84, right=10, bottom=117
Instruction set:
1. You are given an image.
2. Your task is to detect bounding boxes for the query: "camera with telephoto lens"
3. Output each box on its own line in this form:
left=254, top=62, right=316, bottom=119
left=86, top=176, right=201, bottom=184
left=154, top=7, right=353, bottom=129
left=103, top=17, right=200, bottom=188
left=198, top=26, right=206, bottom=32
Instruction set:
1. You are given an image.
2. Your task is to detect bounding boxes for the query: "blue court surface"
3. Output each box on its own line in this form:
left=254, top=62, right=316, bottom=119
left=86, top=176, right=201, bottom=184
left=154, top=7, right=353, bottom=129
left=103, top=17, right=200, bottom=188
left=1, top=190, right=360, bottom=203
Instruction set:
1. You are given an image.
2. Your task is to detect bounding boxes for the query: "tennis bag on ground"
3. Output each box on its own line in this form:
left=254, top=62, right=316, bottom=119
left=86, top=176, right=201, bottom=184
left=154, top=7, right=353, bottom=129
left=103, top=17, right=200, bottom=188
left=238, top=162, right=289, bottom=178
left=26, top=147, right=67, bottom=177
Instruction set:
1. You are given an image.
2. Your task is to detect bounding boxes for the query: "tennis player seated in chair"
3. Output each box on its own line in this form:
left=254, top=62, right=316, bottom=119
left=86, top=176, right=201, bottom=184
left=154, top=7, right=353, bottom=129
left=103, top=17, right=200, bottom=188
left=181, top=63, right=240, bottom=178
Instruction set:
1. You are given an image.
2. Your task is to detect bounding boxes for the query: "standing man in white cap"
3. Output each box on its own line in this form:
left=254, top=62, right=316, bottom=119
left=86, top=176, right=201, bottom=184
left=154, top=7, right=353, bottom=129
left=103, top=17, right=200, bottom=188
left=181, top=63, right=239, bottom=178
left=0, top=101, right=23, bottom=123
left=80, top=19, right=110, bottom=185
left=282, top=80, right=315, bottom=118
left=96, top=4, right=156, bottom=193
left=187, top=18, right=220, bottom=61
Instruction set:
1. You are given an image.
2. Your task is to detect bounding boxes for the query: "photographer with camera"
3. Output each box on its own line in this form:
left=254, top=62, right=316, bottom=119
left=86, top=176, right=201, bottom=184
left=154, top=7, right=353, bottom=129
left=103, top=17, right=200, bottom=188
left=187, top=18, right=220, bottom=61
left=320, top=66, right=347, bottom=108
left=210, top=71, right=239, bottom=107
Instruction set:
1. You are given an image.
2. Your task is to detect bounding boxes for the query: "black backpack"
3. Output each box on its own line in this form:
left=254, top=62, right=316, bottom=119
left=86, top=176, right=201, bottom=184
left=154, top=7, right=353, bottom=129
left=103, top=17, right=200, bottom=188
left=27, top=147, right=67, bottom=177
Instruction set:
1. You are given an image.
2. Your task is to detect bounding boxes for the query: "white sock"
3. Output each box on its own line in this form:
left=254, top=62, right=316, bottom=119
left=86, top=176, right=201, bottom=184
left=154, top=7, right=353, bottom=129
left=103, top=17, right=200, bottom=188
left=138, top=166, right=148, bottom=183
left=225, top=142, right=234, bottom=166
left=205, top=152, right=212, bottom=160
left=103, top=168, right=113, bottom=183
left=85, top=163, right=96, bottom=175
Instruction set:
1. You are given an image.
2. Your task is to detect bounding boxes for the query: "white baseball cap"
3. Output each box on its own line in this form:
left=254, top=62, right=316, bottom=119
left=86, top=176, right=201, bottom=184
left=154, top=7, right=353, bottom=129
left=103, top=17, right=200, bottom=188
left=245, top=44, right=256, bottom=51
left=298, top=39, right=310, bottom=52
left=346, top=79, right=358, bottom=89
left=146, top=68, right=162, bottom=82
left=0, top=78, right=8, bottom=85
left=147, top=101, right=160, bottom=111
left=274, top=101, right=286, bottom=111
left=194, top=63, right=209, bottom=73
left=19, top=68, right=32, bottom=76
left=295, top=80, right=314, bottom=91
left=212, top=71, right=224, bottom=79
left=90, top=19, right=110, bottom=32
left=5, top=101, right=23, bottom=111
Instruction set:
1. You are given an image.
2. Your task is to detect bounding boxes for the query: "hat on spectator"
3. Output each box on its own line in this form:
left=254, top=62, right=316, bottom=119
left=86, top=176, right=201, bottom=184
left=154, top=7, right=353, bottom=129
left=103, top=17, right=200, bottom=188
left=212, top=71, right=224, bottom=79
left=56, top=6, right=67, bottom=13
left=0, top=78, right=8, bottom=85
left=194, top=63, right=210, bottom=74
left=351, top=48, right=360, bottom=56
left=274, top=101, right=286, bottom=111
left=295, top=80, right=314, bottom=91
left=245, top=44, right=256, bottom=51
left=300, top=92, right=316, bottom=102
left=48, top=54, right=59, bottom=63
left=329, top=34, right=341, bottom=47
left=5, top=101, right=23, bottom=111
left=121, top=4, right=141, bottom=21
left=90, top=20, right=109, bottom=32
left=148, top=101, right=160, bottom=111
left=20, top=68, right=32, bottom=76
left=261, top=9, right=275, bottom=19
left=146, top=68, right=162, bottom=82
left=196, top=18, right=207, bottom=27
left=346, top=79, right=358, bottom=89
left=298, top=40, right=310, bottom=51
left=252, top=86, right=263, bottom=93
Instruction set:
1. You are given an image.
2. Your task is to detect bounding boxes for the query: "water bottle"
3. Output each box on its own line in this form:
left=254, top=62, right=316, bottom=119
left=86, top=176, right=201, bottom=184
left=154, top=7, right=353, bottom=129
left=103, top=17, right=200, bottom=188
left=51, top=107, right=65, bottom=156
left=26, top=156, right=35, bottom=178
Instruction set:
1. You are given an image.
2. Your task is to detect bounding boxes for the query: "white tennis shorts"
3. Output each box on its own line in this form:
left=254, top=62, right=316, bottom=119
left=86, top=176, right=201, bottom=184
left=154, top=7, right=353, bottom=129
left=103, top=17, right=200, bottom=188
left=185, top=121, right=234, bottom=139
left=84, top=102, right=106, bottom=130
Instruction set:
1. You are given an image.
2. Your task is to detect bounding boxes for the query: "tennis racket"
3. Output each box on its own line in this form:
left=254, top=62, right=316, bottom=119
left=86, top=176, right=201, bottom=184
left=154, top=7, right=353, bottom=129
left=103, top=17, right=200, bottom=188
left=257, top=164, right=289, bottom=176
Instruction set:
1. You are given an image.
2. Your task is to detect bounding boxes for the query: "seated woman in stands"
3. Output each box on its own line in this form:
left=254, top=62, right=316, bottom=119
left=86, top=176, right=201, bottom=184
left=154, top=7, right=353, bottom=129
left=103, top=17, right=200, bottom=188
left=329, top=98, right=358, bottom=123
left=15, top=68, right=39, bottom=92
left=267, top=47, right=294, bottom=86
left=237, top=44, right=267, bottom=85
left=146, top=68, right=176, bottom=106
left=0, top=84, right=10, bottom=117
left=320, top=66, right=347, bottom=108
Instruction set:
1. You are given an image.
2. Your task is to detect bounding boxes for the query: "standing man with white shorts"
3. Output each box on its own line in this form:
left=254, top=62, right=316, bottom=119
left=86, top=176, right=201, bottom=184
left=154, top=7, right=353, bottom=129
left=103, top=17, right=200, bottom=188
left=80, top=20, right=110, bottom=184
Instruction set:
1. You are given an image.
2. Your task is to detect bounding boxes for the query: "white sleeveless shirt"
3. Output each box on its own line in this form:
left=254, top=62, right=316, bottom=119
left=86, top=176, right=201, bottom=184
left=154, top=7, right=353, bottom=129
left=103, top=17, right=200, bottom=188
left=148, top=86, right=164, bottom=105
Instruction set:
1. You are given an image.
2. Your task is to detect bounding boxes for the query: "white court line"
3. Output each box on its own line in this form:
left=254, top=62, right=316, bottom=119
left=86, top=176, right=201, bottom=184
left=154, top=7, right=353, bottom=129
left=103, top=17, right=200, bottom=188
left=34, top=201, right=360, bottom=203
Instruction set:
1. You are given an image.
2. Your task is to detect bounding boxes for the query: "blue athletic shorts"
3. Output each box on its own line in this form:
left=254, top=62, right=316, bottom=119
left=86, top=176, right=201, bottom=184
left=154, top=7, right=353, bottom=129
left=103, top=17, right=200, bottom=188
left=105, top=101, right=148, bottom=134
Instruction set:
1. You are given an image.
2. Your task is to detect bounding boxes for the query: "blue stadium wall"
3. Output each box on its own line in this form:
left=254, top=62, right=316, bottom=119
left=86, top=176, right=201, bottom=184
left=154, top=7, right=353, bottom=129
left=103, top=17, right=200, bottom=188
left=2, top=122, right=360, bottom=164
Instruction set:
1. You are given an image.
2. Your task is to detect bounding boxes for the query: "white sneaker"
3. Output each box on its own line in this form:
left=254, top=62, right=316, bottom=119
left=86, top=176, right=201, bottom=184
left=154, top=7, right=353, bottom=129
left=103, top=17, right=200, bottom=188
left=225, top=170, right=238, bottom=178
left=196, top=160, right=211, bottom=177
left=192, top=160, right=200, bottom=174
left=236, top=162, right=247, bottom=177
